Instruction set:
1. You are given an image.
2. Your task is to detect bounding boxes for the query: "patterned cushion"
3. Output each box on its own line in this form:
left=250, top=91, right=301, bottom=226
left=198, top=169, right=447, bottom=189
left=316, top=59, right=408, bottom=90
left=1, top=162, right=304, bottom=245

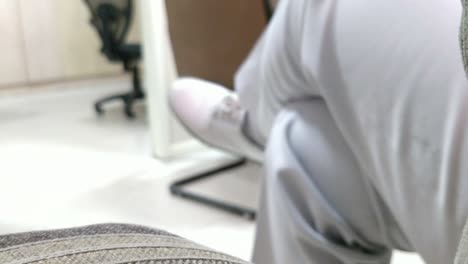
left=0, top=224, right=250, bottom=264
left=461, top=0, right=468, bottom=74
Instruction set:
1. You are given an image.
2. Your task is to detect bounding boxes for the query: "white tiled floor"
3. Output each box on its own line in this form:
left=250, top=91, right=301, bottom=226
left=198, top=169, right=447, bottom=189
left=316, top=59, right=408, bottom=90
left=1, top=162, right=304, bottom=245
left=0, top=77, right=424, bottom=263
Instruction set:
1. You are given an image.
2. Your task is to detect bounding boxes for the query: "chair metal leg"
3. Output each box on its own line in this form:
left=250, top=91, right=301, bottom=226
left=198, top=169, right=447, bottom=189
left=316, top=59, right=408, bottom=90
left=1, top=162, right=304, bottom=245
left=170, top=158, right=256, bottom=221
left=94, top=66, right=145, bottom=119
left=132, top=66, right=144, bottom=98
left=94, top=92, right=142, bottom=119
left=95, top=94, right=126, bottom=115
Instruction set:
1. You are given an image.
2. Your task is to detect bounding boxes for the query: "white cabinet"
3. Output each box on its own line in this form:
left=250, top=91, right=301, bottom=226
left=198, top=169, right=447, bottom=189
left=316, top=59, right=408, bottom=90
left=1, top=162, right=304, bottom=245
left=54, top=0, right=120, bottom=79
left=0, top=0, right=141, bottom=88
left=19, top=0, right=63, bottom=82
left=0, top=0, right=28, bottom=87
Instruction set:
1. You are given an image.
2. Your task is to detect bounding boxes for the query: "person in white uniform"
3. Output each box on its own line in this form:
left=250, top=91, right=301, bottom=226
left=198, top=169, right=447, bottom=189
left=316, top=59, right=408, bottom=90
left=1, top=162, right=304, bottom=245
left=170, top=0, right=468, bottom=263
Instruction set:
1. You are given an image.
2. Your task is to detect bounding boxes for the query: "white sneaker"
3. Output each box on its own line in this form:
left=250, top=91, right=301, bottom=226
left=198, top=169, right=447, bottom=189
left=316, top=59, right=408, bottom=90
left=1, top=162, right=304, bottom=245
left=169, top=78, right=263, bottom=163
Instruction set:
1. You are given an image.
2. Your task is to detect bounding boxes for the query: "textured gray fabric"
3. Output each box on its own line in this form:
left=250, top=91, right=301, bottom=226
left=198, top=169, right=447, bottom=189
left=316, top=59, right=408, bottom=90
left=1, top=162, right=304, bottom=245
left=462, top=0, right=468, bottom=74
left=455, top=221, right=468, bottom=264
left=0, top=224, right=249, bottom=264
left=0, top=224, right=176, bottom=249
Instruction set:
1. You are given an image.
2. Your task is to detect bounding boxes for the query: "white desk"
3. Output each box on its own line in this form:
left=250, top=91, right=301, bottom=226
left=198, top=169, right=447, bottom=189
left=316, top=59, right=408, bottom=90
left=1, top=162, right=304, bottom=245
left=140, top=0, right=205, bottom=159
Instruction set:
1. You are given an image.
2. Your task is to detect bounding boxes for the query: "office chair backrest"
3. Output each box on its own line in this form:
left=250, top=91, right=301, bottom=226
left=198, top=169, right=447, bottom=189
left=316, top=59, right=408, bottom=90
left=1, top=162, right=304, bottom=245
left=264, top=0, right=280, bottom=20
left=83, top=0, right=133, bottom=60
left=263, top=0, right=274, bottom=21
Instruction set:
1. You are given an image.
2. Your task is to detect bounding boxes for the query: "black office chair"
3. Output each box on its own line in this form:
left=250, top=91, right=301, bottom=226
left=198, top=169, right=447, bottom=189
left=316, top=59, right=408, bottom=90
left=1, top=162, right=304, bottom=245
left=83, top=0, right=144, bottom=118
left=263, top=0, right=274, bottom=21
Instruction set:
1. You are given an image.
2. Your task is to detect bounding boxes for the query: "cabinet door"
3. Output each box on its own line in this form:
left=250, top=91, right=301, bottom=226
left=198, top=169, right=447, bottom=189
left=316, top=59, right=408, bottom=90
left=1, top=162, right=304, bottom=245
left=0, top=0, right=28, bottom=87
left=54, top=0, right=121, bottom=79
left=24, top=0, right=141, bottom=80
left=19, top=0, right=64, bottom=83
left=1, top=0, right=142, bottom=87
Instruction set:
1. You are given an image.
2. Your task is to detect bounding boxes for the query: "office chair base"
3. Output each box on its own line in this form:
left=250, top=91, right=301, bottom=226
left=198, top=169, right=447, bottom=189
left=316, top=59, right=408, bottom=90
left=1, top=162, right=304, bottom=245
left=95, top=66, right=144, bottom=119
left=170, top=158, right=256, bottom=221
left=95, top=91, right=144, bottom=119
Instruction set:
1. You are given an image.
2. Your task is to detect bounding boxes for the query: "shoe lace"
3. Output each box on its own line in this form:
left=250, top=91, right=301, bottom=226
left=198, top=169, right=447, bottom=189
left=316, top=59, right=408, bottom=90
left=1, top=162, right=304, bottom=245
left=214, top=96, right=243, bottom=123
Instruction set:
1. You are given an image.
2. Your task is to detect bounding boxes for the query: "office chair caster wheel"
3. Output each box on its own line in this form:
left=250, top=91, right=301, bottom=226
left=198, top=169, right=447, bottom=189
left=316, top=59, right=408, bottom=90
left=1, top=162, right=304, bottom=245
left=95, top=103, right=104, bottom=116
left=124, top=104, right=136, bottom=119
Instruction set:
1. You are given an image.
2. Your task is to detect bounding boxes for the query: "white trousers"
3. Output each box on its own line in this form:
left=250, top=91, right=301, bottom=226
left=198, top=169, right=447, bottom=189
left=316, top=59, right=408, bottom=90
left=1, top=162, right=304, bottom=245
left=235, top=0, right=468, bottom=263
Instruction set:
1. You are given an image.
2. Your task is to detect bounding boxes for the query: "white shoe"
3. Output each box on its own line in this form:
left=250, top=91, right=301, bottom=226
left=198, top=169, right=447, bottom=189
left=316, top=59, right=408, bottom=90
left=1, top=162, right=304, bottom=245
left=169, top=78, right=263, bottom=163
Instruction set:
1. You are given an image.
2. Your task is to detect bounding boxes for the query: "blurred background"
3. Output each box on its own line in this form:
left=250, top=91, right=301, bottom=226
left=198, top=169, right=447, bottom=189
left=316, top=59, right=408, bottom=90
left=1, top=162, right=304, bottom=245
left=0, top=0, right=423, bottom=263
left=0, top=0, right=265, bottom=260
